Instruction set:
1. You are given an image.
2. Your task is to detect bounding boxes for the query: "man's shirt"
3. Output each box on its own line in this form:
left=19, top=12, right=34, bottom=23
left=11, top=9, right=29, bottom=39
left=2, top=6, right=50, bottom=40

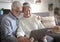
left=1, top=12, right=18, bottom=38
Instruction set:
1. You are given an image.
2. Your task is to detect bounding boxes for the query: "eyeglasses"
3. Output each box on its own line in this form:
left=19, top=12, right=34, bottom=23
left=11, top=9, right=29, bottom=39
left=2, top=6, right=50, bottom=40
left=15, top=10, right=22, bottom=13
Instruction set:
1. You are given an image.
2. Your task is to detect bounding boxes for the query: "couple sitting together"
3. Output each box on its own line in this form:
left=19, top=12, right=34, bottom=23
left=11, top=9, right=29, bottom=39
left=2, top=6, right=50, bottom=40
left=1, top=1, right=53, bottom=42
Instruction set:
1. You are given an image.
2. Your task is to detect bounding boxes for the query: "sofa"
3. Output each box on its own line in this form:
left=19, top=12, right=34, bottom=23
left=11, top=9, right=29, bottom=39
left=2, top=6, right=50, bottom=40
left=41, top=16, right=56, bottom=28
left=0, top=13, right=60, bottom=42
left=33, top=13, right=60, bottom=42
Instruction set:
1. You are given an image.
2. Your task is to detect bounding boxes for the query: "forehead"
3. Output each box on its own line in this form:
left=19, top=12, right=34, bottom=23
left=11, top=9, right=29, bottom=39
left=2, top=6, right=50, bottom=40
left=16, top=6, right=22, bottom=10
left=23, top=6, right=31, bottom=10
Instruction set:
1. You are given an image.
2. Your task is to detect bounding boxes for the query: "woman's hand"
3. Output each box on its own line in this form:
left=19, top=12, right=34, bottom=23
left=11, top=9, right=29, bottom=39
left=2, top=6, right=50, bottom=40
left=30, top=37, right=34, bottom=42
left=18, top=36, right=31, bottom=42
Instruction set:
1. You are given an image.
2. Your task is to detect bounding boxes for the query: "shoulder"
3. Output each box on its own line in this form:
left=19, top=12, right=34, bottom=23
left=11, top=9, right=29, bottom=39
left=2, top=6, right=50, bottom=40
left=2, top=13, right=16, bottom=22
left=2, top=14, right=13, bottom=24
left=2, top=15, right=10, bottom=24
left=2, top=14, right=9, bottom=21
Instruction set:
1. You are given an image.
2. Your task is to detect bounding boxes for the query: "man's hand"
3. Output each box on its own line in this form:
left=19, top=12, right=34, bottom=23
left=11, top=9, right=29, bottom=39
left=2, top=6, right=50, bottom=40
left=18, top=36, right=31, bottom=42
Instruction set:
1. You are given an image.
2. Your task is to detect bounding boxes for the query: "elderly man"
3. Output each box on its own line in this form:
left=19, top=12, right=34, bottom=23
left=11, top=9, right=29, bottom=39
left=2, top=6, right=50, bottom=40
left=1, top=1, right=22, bottom=42
left=17, top=2, right=45, bottom=42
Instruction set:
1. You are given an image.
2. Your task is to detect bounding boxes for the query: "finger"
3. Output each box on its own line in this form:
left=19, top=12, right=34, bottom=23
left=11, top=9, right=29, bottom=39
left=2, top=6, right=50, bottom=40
left=30, top=37, right=34, bottom=42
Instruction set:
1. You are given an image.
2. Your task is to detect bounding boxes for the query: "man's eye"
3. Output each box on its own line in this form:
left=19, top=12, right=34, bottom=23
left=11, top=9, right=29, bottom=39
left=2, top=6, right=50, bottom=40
left=16, top=11, right=22, bottom=13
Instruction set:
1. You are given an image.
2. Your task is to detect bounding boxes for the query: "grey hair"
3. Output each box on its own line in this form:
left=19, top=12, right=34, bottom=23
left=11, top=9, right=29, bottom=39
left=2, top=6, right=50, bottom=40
left=11, top=1, right=22, bottom=10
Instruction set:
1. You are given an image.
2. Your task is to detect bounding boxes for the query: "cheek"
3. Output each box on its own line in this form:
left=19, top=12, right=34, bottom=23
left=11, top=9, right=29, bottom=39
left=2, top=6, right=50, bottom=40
left=24, top=11, right=27, bottom=14
left=20, top=7, right=22, bottom=11
left=17, top=11, right=22, bottom=15
left=20, top=8, right=22, bottom=11
left=17, top=12, right=21, bottom=15
left=25, top=11, right=30, bottom=14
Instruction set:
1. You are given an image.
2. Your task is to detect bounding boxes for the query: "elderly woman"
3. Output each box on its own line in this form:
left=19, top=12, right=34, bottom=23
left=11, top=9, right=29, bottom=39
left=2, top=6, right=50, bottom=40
left=17, top=2, right=46, bottom=42
left=17, top=2, right=54, bottom=42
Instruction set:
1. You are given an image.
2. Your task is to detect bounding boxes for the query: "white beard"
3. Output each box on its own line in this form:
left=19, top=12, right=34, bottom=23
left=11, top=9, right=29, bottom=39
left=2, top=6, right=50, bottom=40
left=17, top=13, right=23, bottom=19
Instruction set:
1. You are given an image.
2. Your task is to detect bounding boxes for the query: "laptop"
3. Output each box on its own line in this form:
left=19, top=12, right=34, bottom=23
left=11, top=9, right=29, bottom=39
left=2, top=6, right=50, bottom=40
left=30, top=28, right=47, bottom=40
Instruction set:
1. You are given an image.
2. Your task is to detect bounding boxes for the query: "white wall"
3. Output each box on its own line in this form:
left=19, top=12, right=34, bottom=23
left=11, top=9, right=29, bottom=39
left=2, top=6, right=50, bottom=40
left=31, top=0, right=48, bottom=13
left=0, top=3, right=11, bottom=9
left=0, top=0, right=48, bottom=13
left=0, top=0, right=60, bottom=13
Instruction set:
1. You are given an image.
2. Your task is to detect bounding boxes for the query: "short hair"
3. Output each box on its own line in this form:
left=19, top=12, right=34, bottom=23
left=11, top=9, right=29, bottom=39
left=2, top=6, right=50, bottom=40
left=11, top=1, right=22, bottom=10
left=22, top=2, right=31, bottom=12
left=23, top=2, right=31, bottom=8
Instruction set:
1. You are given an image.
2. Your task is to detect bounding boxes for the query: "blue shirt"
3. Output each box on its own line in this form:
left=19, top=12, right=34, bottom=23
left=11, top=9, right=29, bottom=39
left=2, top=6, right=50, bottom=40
left=1, top=12, right=18, bottom=37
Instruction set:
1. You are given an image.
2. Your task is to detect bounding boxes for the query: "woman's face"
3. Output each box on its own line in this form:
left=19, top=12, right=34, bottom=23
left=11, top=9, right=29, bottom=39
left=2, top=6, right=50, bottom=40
left=23, top=6, right=31, bottom=18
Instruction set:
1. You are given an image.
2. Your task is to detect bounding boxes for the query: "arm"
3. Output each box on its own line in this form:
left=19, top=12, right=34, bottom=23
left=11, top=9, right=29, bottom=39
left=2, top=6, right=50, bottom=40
left=17, top=21, right=34, bottom=42
left=35, top=15, right=45, bottom=29
left=17, top=26, right=25, bottom=38
left=38, top=21, right=45, bottom=29
left=1, top=18, right=18, bottom=42
left=1, top=18, right=14, bottom=38
left=17, top=22, right=28, bottom=42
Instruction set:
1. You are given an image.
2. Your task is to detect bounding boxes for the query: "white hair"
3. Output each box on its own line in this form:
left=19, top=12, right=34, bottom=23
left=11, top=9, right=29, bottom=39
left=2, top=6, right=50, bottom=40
left=11, top=1, right=22, bottom=10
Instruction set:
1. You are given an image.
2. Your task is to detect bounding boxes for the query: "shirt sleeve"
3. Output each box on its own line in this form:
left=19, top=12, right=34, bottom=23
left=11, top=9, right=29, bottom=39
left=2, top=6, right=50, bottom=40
left=1, top=18, right=13, bottom=37
left=34, top=15, right=45, bottom=29
left=38, top=20, right=45, bottom=29
left=17, top=21, right=25, bottom=38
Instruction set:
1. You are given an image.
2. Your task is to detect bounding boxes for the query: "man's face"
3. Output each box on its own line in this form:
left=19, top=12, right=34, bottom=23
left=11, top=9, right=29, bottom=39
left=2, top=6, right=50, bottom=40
left=23, top=6, right=31, bottom=18
left=14, top=6, right=22, bottom=16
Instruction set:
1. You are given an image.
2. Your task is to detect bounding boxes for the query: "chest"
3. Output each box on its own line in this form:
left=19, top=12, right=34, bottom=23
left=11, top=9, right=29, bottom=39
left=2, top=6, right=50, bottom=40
left=10, top=19, right=18, bottom=31
left=21, top=18, right=38, bottom=31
